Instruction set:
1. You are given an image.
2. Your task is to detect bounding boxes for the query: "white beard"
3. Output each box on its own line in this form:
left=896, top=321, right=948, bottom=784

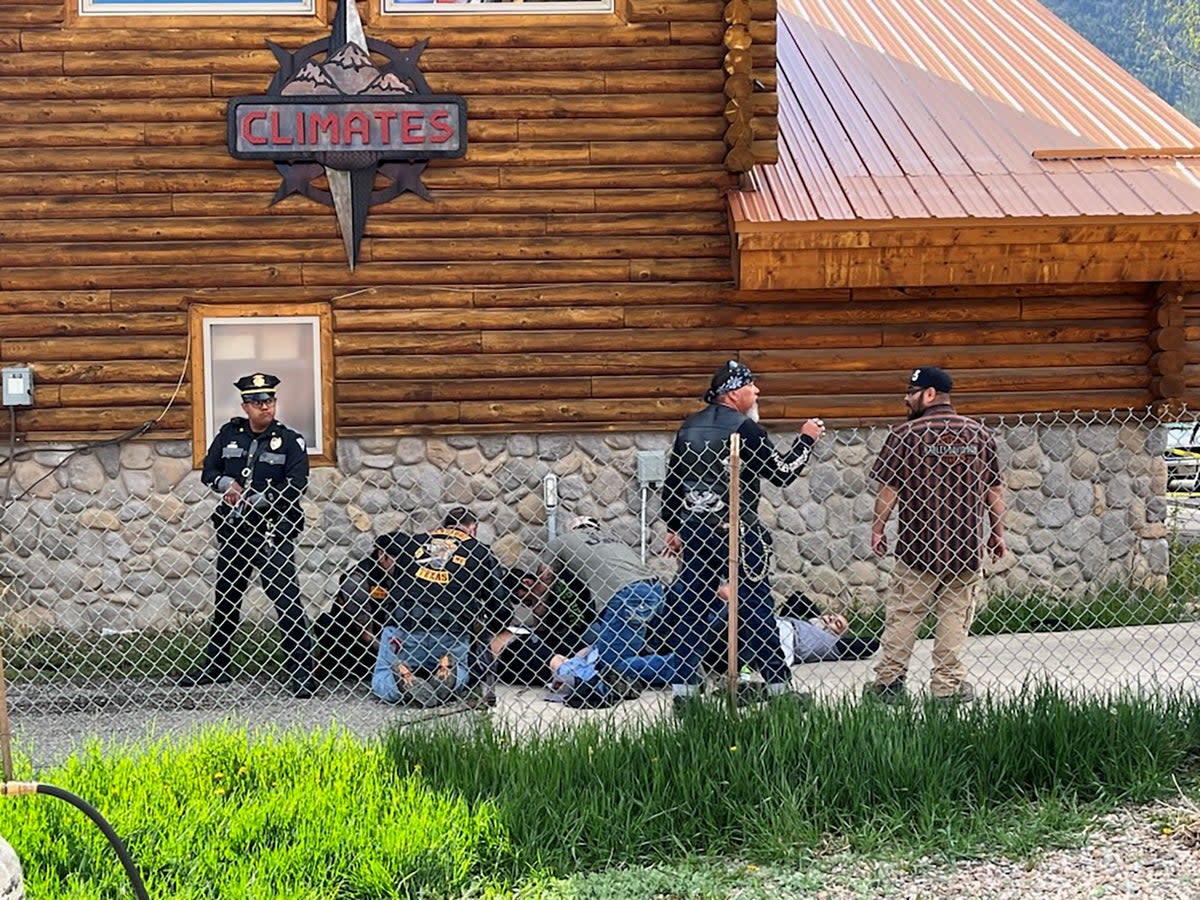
left=747, top=403, right=761, bottom=422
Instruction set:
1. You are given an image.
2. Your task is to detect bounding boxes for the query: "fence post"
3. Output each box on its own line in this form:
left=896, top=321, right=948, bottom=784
left=726, top=434, right=741, bottom=708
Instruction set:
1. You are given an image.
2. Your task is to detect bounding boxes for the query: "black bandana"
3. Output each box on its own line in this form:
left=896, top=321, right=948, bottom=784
left=704, top=360, right=754, bottom=404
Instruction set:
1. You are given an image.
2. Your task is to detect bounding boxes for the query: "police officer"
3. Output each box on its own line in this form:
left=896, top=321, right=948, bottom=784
left=180, top=372, right=317, bottom=698
left=660, top=359, right=825, bottom=710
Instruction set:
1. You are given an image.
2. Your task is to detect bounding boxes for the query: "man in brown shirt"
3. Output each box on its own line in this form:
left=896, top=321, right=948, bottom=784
left=867, top=366, right=1005, bottom=702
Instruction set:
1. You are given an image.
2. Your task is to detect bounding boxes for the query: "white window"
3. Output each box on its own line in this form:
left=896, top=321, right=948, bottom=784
left=79, top=0, right=314, bottom=15
left=382, top=0, right=612, bottom=14
left=191, top=305, right=334, bottom=466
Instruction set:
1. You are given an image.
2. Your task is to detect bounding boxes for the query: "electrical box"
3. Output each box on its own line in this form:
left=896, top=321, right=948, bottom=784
left=637, top=449, right=667, bottom=487
left=1, top=367, right=32, bottom=406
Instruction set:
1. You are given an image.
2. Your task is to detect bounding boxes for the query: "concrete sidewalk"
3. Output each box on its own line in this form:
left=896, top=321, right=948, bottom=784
left=10, top=620, right=1200, bottom=770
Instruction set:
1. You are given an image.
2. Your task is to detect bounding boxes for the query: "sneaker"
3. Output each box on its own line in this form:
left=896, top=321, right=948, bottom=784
left=178, top=667, right=232, bottom=688
left=933, top=681, right=975, bottom=705
left=863, top=679, right=908, bottom=705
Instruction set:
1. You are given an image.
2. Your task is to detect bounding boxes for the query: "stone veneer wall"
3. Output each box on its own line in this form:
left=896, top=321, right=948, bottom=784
left=0, top=420, right=1170, bottom=634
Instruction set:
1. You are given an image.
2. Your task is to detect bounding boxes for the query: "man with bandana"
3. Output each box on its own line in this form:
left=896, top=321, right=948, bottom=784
left=180, top=372, right=317, bottom=698
left=660, top=359, right=826, bottom=710
left=866, top=366, right=1005, bottom=704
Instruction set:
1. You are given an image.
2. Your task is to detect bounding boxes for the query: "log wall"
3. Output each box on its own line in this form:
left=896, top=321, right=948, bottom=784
left=0, top=0, right=1184, bottom=445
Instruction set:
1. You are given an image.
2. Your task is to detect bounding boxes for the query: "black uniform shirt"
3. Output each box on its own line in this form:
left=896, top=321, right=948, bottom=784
left=201, top=417, right=309, bottom=537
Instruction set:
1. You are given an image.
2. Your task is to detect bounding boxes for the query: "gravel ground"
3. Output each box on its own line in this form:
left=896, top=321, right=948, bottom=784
left=799, top=803, right=1200, bottom=899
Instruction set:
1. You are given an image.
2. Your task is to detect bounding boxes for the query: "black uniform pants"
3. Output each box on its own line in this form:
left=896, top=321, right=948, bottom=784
left=203, top=531, right=313, bottom=679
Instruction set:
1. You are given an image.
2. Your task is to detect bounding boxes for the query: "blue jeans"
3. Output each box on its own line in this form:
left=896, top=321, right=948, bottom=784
left=663, top=518, right=789, bottom=686
left=371, top=627, right=470, bottom=703
left=558, top=581, right=680, bottom=688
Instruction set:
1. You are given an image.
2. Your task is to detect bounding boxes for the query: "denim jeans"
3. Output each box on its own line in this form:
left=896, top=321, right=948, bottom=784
left=558, top=581, right=679, bottom=687
left=371, top=626, right=470, bottom=703
left=663, top=518, right=789, bottom=686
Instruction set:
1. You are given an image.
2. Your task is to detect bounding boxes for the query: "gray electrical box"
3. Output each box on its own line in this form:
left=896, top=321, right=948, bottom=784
left=636, top=449, right=667, bottom=487
left=1, top=367, right=32, bottom=406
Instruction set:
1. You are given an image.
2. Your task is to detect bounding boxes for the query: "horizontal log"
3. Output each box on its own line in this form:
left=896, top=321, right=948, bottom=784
left=587, top=140, right=726, bottom=166
left=627, top=299, right=1025, bottom=328
left=0, top=52, right=62, bottom=77
left=626, top=0, right=724, bottom=22
left=0, top=194, right=175, bottom=219
left=0, top=75, right=215, bottom=100
left=335, top=307, right=624, bottom=333
left=0, top=291, right=112, bottom=314
left=296, top=260, right=635, bottom=286
left=336, top=351, right=736, bottom=380
left=336, top=377, right=594, bottom=404
left=334, top=332, right=483, bottom=355
left=0, top=313, right=187, bottom=338
left=24, top=24, right=681, bottom=53
left=171, top=188, right=597, bottom=217
left=57, top=383, right=189, bottom=407
left=475, top=92, right=727, bottom=119
left=0, top=337, right=185, bottom=361
left=2, top=240, right=345, bottom=268
left=0, top=147, right=244, bottom=173
left=740, top=221, right=1200, bottom=252
left=517, top=117, right=725, bottom=141
left=0, top=173, right=118, bottom=196
left=0, top=263, right=305, bottom=291
left=477, top=325, right=883, bottom=353
left=14, top=406, right=190, bottom=434
left=0, top=216, right=346, bottom=244
left=628, top=257, right=732, bottom=281
left=0, top=5, right=62, bottom=27
left=737, top=242, right=1200, bottom=290
left=0, top=98, right=225, bottom=125
left=499, top=166, right=728, bottom=189
left=366, top=235, right=729, bottom=263
left=21, top=361, right=190, bottom=384
left=881, top=321, right=1149, bottom=347
left=778, top=390, right=1154, bottom=421
left=544, top=211, right=728, bottom=235
left=111, top=285, right=469, bottom=312
left=748, top=343, right=1151, bottom=373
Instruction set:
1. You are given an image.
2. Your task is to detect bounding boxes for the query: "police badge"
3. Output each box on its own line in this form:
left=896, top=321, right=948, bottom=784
left=270, top=436, right=282, bottom=450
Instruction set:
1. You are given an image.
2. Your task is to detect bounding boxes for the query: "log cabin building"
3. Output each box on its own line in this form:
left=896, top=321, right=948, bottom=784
left=2, top=0, right=1200, bottom=629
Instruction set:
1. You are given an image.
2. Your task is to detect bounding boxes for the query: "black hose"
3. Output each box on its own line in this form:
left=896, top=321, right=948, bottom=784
left=3, top=782, right=151, bottom=900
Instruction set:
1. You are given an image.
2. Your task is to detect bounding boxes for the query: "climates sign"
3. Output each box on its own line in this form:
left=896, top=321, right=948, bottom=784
left=226, top=1, right=467, bottom=269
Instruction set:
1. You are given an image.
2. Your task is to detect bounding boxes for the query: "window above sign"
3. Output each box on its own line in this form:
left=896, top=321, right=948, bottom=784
left=79, top=0, right=315, bottom=14
left=381, top=0, right=612, bottom=14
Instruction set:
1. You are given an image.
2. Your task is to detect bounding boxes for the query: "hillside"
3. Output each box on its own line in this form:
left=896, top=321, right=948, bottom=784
left=1041, top=0, right=1200, bottom=124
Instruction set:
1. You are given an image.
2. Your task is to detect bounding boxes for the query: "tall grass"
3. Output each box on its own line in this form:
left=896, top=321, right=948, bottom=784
left=0, top=687, right=1197, bottom=897
left=0, top=728, right=510, bottom=899
left=384, top=684, right=1200, bottom=872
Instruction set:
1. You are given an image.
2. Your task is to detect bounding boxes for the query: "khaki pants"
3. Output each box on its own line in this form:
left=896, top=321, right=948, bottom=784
left=874, top=563, right=981, bottom=698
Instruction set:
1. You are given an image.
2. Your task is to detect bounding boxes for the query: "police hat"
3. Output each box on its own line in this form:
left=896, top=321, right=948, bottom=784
left=235, top=372, right=281, bottom=402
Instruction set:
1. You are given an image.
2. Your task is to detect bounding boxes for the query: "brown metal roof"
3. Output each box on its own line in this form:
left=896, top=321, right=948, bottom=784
left=732, top=0, right=1200, bottom=226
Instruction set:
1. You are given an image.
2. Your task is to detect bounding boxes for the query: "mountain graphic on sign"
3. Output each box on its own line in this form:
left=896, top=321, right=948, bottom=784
left=281, top=61, right=339, bottom=96
left=325, top=43, right=382, bottom=95
left=367, top=71, right=414, bottom=95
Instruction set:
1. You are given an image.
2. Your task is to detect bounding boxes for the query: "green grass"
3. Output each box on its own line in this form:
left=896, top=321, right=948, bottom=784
left=2, top=622, right=282, bottom=684
left=1, top=686, right=1191, bottom=898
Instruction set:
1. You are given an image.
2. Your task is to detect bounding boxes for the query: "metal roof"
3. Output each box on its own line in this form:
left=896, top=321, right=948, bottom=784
left=731, top=0, right=1200, bottom=225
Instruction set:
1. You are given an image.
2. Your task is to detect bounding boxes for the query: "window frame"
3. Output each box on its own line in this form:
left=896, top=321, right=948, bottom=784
left=189, top=302, right=335, bottom=469
left=378, top=0, right=613, bottom=15
left=69, top=0, right=323, bottom=27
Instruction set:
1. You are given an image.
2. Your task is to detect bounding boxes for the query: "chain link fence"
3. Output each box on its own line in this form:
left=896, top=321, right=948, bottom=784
left=1, top=408, right=1198, bottom=765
